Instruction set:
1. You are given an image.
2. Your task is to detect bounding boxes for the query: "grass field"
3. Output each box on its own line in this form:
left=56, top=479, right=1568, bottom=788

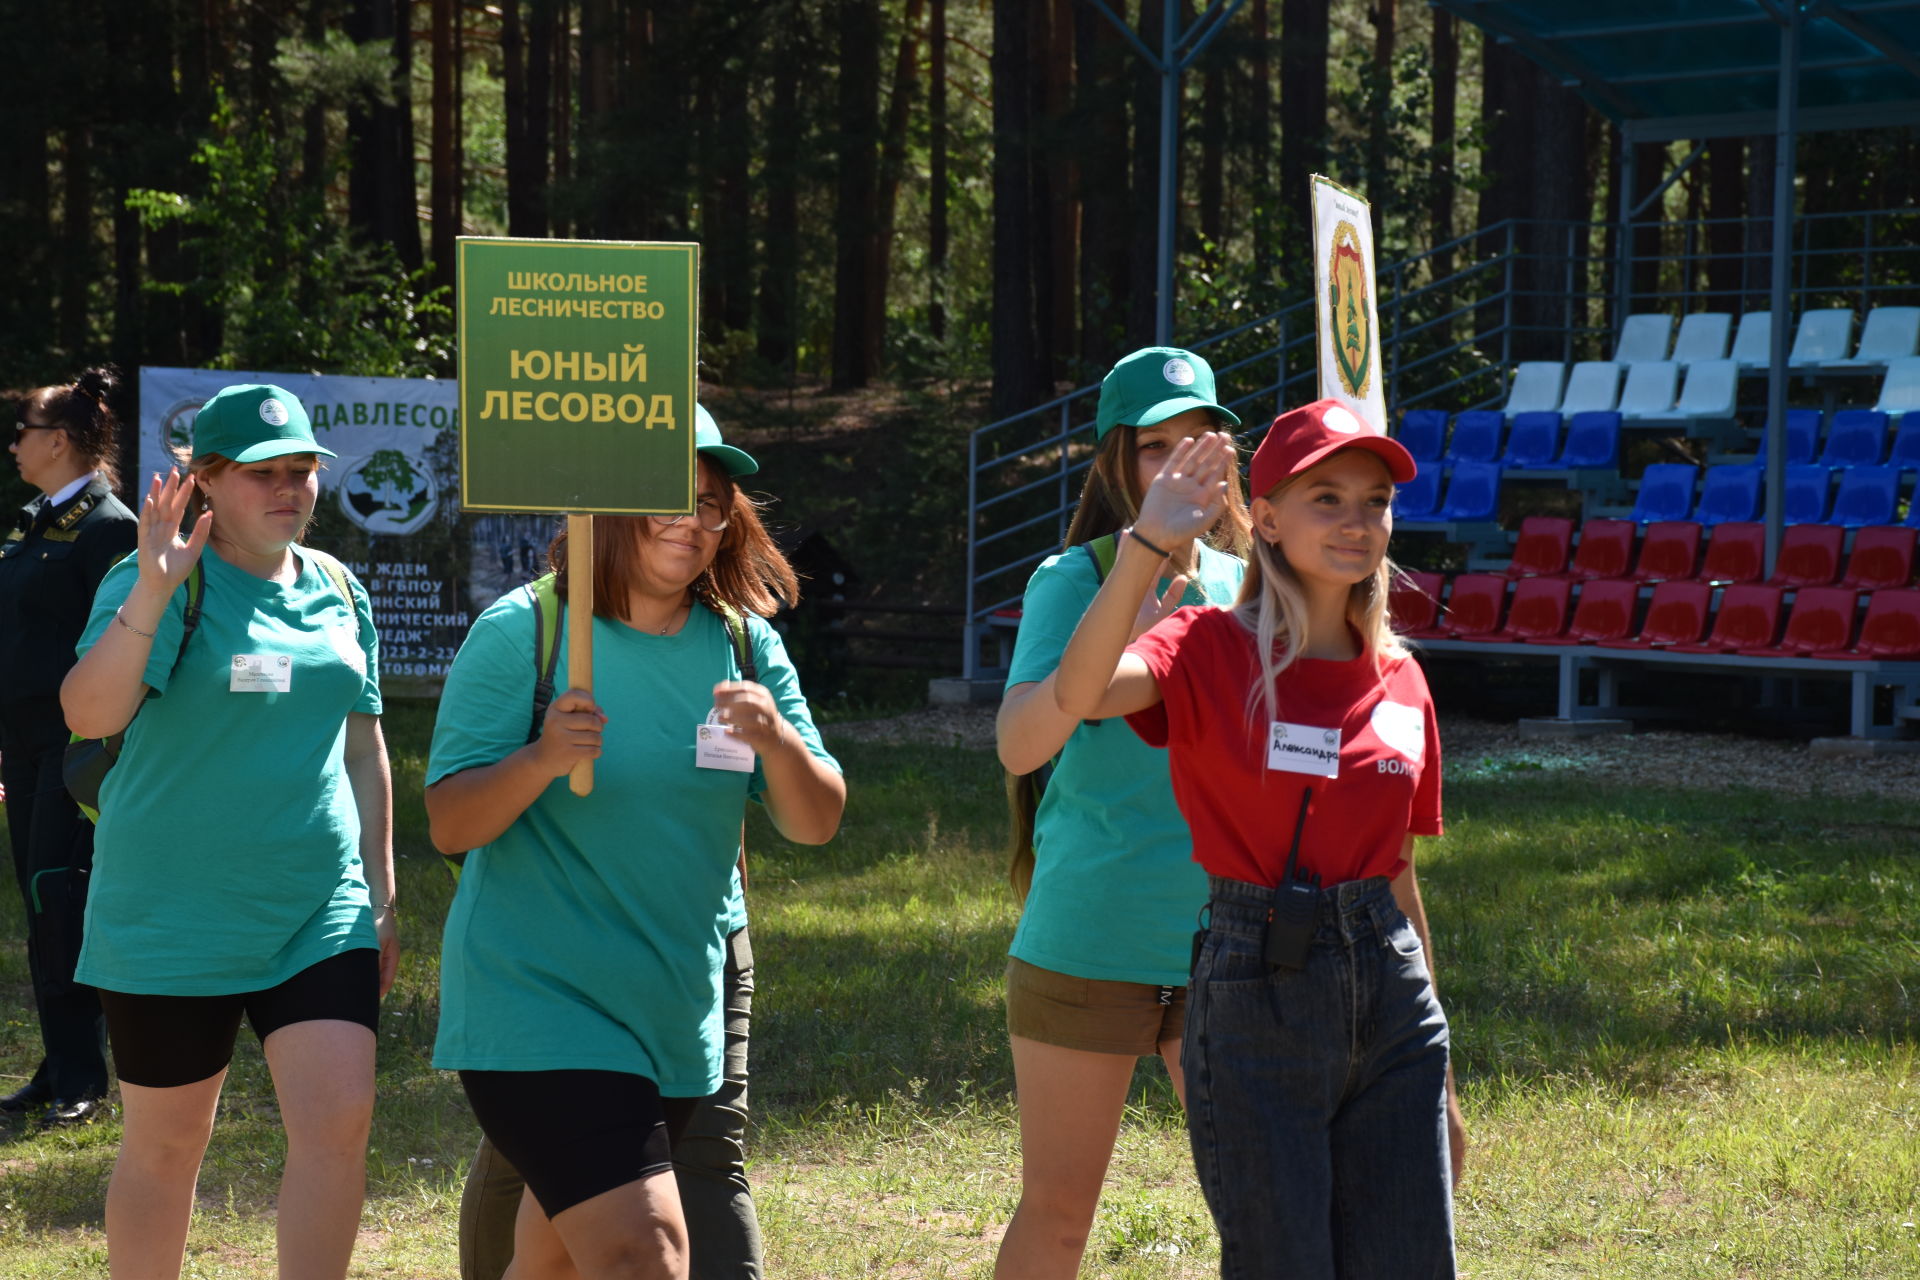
left=1, top=700, right=1915, bottom=1277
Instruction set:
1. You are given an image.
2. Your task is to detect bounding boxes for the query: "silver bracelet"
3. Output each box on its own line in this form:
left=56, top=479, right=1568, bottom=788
left=114, top=607, right=156, bottom=640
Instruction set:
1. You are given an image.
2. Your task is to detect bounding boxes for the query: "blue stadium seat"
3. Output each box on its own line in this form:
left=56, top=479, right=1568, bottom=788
left=1818, top=409, right=1889, bottom=468
left=1446, top=411, right=1504, bottom=464
left=1392, top=468, right=1442, bottom=520
left=1502, top=412, right=1562, bottom=469
left=1435, top=461, right=1502, bottom=522
left=1754, top=409, right=1822, bottom=467
left=1784, top=464, right=1833, bottom=525
left=1630, top=463, right=1699, bottom=525
left=1395, top=409, right=1448, bottom=462
left=1829, top=466, right=1902, bottom=528
left=1556, top=411, right=1622, bottom=468
left=1696, top=465, right=1762, bottom=526
left=1891, top=414, right=1920, bottom=473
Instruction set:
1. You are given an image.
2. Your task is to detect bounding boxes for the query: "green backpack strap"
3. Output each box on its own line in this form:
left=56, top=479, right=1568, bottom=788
left=1082, top=532, right=1120, bottom=584
left=301, top=548, right=365, bottom=645
left=527, top=572, right=563, bottom=743
left=714, top=601, right=757, bottom=684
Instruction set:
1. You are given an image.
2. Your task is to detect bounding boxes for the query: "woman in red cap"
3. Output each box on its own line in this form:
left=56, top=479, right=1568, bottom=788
left=1051, top=400, right=1465, bottom=1278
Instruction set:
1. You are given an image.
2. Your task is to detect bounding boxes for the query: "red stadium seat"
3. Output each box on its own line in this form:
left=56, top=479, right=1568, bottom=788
left=1389, top=570, right=1447, bottom=638
left=1630, top=521, right=1703, bottom=583
left=1766, top=524, right=1846, bottom=587
left=1738, top=586, right=1859, bottom=657
left=1441, top=573, right=1508, bottom=638
left=1487, top=576, right=1573, bottom=642
left=1670, top=584, right=1786, bottom=653
left=1813, top=588, right=1920, bottom=659
left=1838, top=526, right=1919, bottom=590
left=1527, top=578, right=1640, bottom=645
left=1560, top=519, right=1637, bottom=581
left=1699, top=522, right=1765, bottom=585
left=1597, top=580, right=1713, bottom=649
left=1504, top=516, right=1576, bottom=578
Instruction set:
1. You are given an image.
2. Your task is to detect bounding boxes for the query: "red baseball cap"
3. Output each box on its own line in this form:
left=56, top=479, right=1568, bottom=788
left=1248, top=399, right=1417, bottom=497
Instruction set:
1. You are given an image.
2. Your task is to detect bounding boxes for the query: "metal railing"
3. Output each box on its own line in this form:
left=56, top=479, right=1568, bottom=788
left=961, top=207, right=1920, bottom=678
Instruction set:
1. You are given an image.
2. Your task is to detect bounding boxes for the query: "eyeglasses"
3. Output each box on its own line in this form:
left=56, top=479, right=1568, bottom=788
left=648, top=497, right=730, bottom=534
left=11, top=422, right=54, bottom=442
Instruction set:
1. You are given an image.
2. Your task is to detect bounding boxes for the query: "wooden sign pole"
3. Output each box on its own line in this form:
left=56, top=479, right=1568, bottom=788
left=568, top=513, right=595, bottom=796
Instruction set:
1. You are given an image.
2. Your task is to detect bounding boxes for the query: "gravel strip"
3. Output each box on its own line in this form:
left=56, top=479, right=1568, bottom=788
left=826, top=706, right=1920, bottom=799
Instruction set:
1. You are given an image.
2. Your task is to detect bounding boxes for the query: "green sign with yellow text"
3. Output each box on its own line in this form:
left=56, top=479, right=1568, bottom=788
left=457, top=237, right=698, bottom=513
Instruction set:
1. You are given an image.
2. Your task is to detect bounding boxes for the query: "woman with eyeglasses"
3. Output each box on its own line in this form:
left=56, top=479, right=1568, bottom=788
left=426, top=405, right=844, bottom=1280
left=0, top=366, right=135, bottom=1128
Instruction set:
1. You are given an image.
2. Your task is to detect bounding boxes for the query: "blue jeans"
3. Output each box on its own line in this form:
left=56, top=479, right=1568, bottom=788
left=1185, top=875, right=1455, bottom=1280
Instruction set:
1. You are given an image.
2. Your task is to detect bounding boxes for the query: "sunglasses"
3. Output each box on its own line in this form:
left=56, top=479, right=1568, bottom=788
left=12, top=421, right=56, bottom=442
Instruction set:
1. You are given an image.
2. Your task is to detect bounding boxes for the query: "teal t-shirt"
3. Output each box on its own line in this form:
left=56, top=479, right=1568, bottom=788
left=1005, top=540, right=1243, bottom=987
left=428, top=590, right=836, bottom=1096
left=74, top=547, right=382, bottom=995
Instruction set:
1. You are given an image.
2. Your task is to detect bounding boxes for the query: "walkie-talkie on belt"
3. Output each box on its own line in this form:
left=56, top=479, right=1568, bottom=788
left=1262, top=787, right=1320, bottom=971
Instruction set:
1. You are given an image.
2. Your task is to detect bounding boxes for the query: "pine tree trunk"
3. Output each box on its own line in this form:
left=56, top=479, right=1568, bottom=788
left=929, top=0, right=948, bottom=341
left=1364, top=0, right=1394, bottom=248
left=552, top=0, right=572, bottom=237
left=1076, top=4, right=1131, bottom=364
left=1706, top=139, right=1744, bottom=306
left=347, top=0, right=423, bottom=270
left=1247, top=0, right=1273, bottom=278
left=710, top=32, right=755, bottom=336
left=991, top=0, right=1048, bottom=415
left=1045, top=0, right=1075, bottom=376
left=756, top=9, right=800, bottom=371
left=830, top=0, right=881, bottom=390
left=1278, top=0, right=1328, bottom=285
left=1428, top=9, right=1456, bottom=281
left=430, top=0, right=458, bottom=286
left=58, top=125, right=93, bottom=357
left=1127, top=0, right=1164, bottom=348
left=866, top=0, right=926, bottom=376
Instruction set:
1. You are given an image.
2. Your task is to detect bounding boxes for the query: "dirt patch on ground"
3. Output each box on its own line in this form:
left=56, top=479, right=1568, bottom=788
left=826, top=705, right=1920, bottom=800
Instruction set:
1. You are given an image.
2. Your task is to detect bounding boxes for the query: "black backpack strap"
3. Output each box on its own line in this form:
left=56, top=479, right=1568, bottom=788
left=528, top=574, right=562, bottom=743
left=171, top=561, right=207, bottom=675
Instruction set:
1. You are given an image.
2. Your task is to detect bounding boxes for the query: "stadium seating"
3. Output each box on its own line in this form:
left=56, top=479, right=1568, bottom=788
left=1753, top=409, right=1822, bottom=466
left=1875, top=357, right=1920, bottom=418
left=1613, top=314, right=1673, bottom=364
left=1434, top=460, right=1502, bottom=522
left=1392, top=468, right=1442, bottom=520
left=1504, top=516, right=1576, bottom=578
left=1700, top=522, right=1765, bottom=584
left=1730, top=311, right=1773, bottom=372
left=1769, top=524, right=1846, bottom=586
left=1442, top=574, right=1509, bottom=637
left=1739, top=586, right=1858, bottom=657
left=1784, top=464, right=1833, bottom=524
left=1630, top=463, right=1699, bottom=524
left=1528, top=578, right=1640, bottom=645
left=1446, top=411, right=1505, bottom=464
left=1388, top=570, right=1448, bottom=638
left=1488, top=576, right=1573, bottom=642
left=1669, top=584, right=1785, bottom=652
left=1829, top=306, right=1920, bottom=370
left=1561, top=518, right=1636, bottom=581
left=1672, top=360, right=1739, bottom=425
left=1818, top=409, right=1889, bottom=467
left=1616, top=362, right=1679, bottom=421
left=1891, top=414, right=1920, bottom=472
left=1813, top=587, right=1920, bottom=659
left=1503, top=362, right=1567, bottom=418
left=1829, top=466, right=1903, bottom=528
left=1838, top=526, right=1918, bottom=590
left=1631, top=521, right=1702, bottom=582
left=1597, top=580, right=1714, bottom=649
left=1695, top=465, right=1762, bottom=526
left=1396, top=409, right=1448, bottom=462
left=1559, top=362, right=1624, bottom=416
left=1672, top=313, right=1733, bottom=365
left=1502, top=411, right=1562, bottom=468
left=1556, top=411, right=1623, bottom=468
left=1789, top=308, right=1855, bottom=368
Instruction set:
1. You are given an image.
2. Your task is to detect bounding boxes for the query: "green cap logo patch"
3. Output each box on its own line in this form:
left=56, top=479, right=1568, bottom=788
left=1162, top=357, right=1195, bottom=387
left=259, top=398, right=290, bottom=427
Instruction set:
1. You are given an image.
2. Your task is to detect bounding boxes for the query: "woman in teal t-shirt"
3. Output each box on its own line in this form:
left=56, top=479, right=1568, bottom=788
left=992, top=348, right=1250, bottom=1280
left=426, top=411, right=845, bottom=1280
left=62, top=384, right=395, bottom=1280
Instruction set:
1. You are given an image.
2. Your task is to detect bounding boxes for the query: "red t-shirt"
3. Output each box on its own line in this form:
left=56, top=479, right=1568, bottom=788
left=1125, top=606, right=1443, bottom=887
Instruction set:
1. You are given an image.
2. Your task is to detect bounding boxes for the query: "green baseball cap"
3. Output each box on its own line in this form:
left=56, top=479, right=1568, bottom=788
left=695, top=403, right=758, bottom=477
left=190, top=384, right=336, bottom=463
left=1094, top=347, right=1241, bottom=440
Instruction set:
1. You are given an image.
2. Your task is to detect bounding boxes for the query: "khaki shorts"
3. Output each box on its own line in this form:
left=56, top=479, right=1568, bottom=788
left=1005, top=956, right=1187, bottom=1056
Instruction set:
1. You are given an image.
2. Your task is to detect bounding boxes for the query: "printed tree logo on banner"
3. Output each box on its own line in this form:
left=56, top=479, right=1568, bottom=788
left=1327, top=220, right=1373, bottom=399
left=339, top=448, right=438, bottom=536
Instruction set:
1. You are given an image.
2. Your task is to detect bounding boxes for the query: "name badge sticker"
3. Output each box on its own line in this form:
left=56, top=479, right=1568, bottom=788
left=1267, top=720, right=1341, bottom=778
left=231, top=654, right=293, bottom=694
left=694, top=722, right=756, bottom=772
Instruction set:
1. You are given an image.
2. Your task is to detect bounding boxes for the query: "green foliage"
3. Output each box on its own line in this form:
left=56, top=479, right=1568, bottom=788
left=126, top=93, right=450, bottom=379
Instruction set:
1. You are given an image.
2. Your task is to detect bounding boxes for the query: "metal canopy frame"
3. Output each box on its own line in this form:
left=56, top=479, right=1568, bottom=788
left=1435, top=0, right=1920, bottom=573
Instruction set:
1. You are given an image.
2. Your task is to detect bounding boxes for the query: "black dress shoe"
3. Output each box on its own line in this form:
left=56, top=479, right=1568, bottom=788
left=41, top=1096, right=107, bottom=1128
left=0, top=1082, right=50, bottom=1114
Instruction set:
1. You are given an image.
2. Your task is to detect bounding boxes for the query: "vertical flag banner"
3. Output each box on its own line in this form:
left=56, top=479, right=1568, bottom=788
left=1310, top=176, right=1387, bottom=434
left=457, top=237, right=699, bottom=515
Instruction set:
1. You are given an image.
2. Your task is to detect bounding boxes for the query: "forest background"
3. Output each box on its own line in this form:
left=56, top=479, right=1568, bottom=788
left=2, top=0, right=1917, bottom=634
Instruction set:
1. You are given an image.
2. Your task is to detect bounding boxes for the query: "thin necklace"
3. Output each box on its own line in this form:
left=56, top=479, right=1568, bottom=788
left=659, top=599, right=688, bottom=635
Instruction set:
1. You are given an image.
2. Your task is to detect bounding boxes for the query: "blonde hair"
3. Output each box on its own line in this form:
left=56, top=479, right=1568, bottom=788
left=1231, top=470, right=1405, bottom=725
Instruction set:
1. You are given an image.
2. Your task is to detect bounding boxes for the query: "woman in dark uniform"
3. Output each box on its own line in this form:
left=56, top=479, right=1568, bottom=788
left=0, top=366, right=137, bottom=1126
